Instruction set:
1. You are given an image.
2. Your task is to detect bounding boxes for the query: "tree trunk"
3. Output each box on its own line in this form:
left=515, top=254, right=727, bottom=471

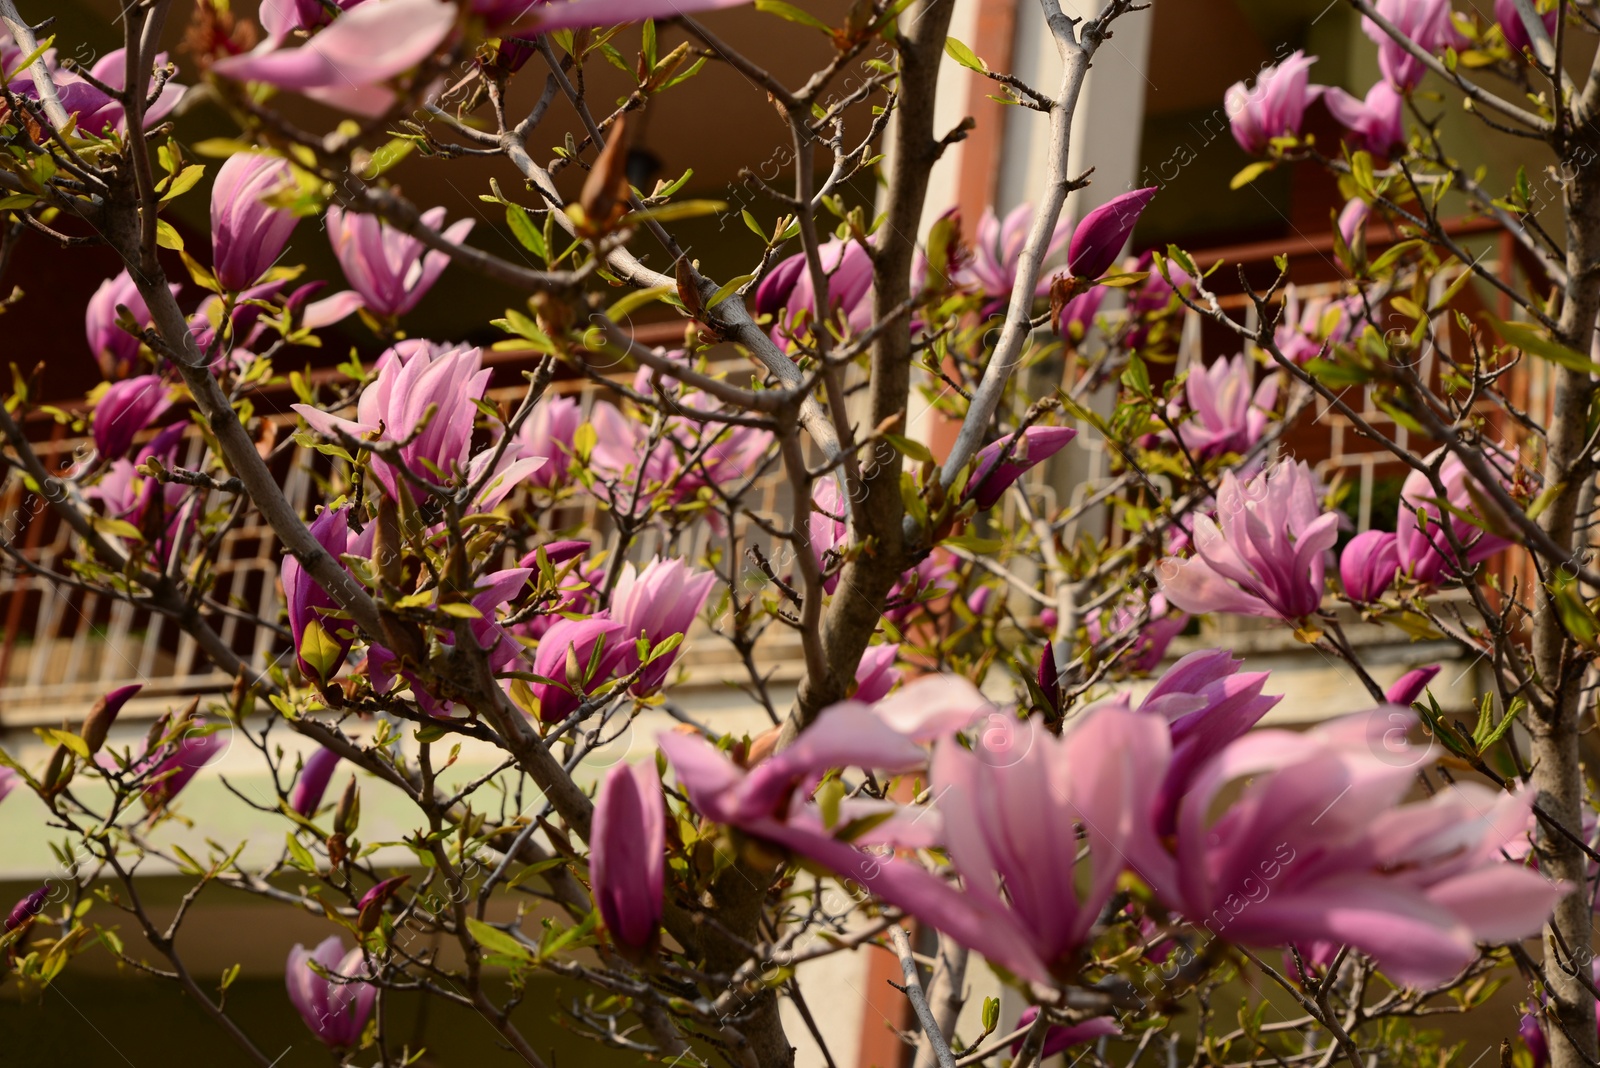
left=1531, top=137, right=1600, bottom=1068
left=789, top=0, right=958, bottom=735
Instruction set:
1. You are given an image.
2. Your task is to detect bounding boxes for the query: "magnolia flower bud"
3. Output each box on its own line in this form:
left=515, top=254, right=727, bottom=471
left=93, top=375, right=172, bottom=459
left=356, top=876, right=407, bottom=933
left=5, top=885, right=49, bottom=932
left=1065, top=187, right=1157, bottom=281
left=1340, top=529, right=1400, bottom=603
left=592, top=762, right=665, bottom=951
left=290, top=747, right=342, bottom=818
left=210, top=152, right=299, bottom=291
left=965, top=426, right=1077, bottom=511
left=332, top=776, right=360, bottom=839
left=1385, top=665, right=1440, bottom=707
left=81, top=683, right=142, bottom=755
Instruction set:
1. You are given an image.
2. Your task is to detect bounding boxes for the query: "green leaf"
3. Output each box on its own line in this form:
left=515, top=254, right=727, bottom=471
left=942, top=532, right=1003, bottom=554
left=1305, top=356, right=1371, bottom=388
left=1526, top=480, right=1565, bottom=522
left=816, top=777, right=844, bottom=828
left=883, top=433, right=934, bottom=464
left=468, top=918, right=535, bottom=963
left=707, top=272, right=755, bottom=310
left=298, top=617, right=344, bottom=683
left=361, top=138, right=414, bottom=179
left=943, top=37, right=987, bottom=72
left=155, top=220, right=184, bottom=251
left=190, top=138, right=251, bottom=159
left=507, top=857, right=570, bottom=889
left=573, top=421, right=598, bottom=462
left=1488, top=316, right=1600, bottom=374
left=1230, top=160, right=1275, bottom=190
left=645, top=632, right=684, bottom=665
left=754, top=0, right=833, bottom=31
left=159, top=164, right=206, bottom=202
left=605, top=284, right=673, bottom=322
left=627, top=198, right=729, bottom=225
left=285, top=832, right=318, bottom=875
left=506, top=204, right=547, bottom=260
left=39, top=729, right=89, bottom=760
left=1367, top=239, right=1425, bottom=277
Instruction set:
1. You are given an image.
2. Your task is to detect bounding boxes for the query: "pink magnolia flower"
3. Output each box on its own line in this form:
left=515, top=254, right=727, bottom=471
left=607, top=557, right=717, bottom=693
left=1127, top=709, right=1564, bottom=985
left=85, top=424, right=191, bottom=561
left=588, top=398, right=771, bottom=521
left=1066, top=188, right=1157, bottom=281
left=1011, top=1010, right=1120, bottom=1059
left=1340, top=529, right=1401, bottom=602
left=260, top=0, right=365, bottom=39
left=1362, top=0, right=1467, bottom=90
left=290, top=746, right=343, bottom=818
left=965, top=426, right=1077, bottom=510
left=189, top=281, right=363, bottom=369
left=960, top=203, right=1071, bottom=312
left=1226, top=51, right=1320, bottom=155
left=211, top=153, right=300, bottom=290
left=756, top=238, right=874, bottom=350
left=516, top=395, right=582, bottom=489
left=1337, top=198, right=1370, bottom=255
left=490, top=0, right=753, bottom=33
left=1157, top=461, right=1340, bottom=621
left=213, top=0, right=456, bottom=117
left=1168, top=354, right=1276, bottom=460
left=922, top=704, right=1171, bottom=983
left=514, top=547, right=603, bottom=641
left=1123, top=252, right=1192, bottom=350
left=665, top=391, right=774, bottom=495
left=661, top=679, right=997, bottom=866
left=93, top=375, right=173, bottom=459
left=286, top=936, right=376, bottom=1049
left=1058, top=286, right=1106, bottom=342
left=1135, top=649, right=1281, bottom=835
left=109, top=717, right=229, bottom=810
left=282, top=506, right=355, bottom=682
left=1086, top=591, right=1188, bottom=673
left=1385, top=664, right=1439, bottom=706
left=366, top=568, right=533, bottom=717
left=19, top=48, right=185, bottom=134
left=853, top=643, right=901, bottom=703
left=0, top=766, right=16, bottom=807
left=1396, top=448, right=1513, bottom=585
left=885, top=549, right=960, bottom=624
left=86, top=271, right=174, bottom=379
left=662, top=683, right=1165, bottom=985
left=809, top=477, right=849, bottom=594
left=325, top=204, right=474, bottom=318
left=592, top=761, right=666, bottom=950
left=1497, top=0, right=1558, bottom=54
left=1322, top=81, right=1404, bottom=156
left=1274, top=288, right=1358, bottom=365
left=293, top=342, right=538, bottom=504
left=527, top=617, right=628, bottom=722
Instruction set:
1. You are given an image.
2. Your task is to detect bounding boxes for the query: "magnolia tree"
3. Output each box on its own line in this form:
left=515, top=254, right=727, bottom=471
left=0, top=0, right=1597, bottom=1064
